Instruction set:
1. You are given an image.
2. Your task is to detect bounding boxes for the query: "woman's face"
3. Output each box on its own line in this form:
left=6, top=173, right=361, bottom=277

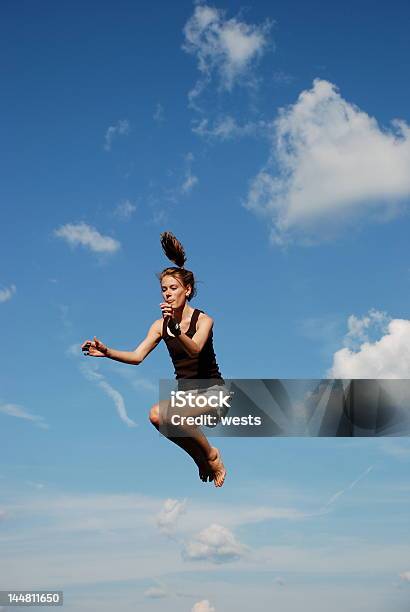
left=161, top=275, right=190, bottom=308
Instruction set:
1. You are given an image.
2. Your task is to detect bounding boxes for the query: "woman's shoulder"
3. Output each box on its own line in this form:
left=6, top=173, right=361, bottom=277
left=196, top=309, right=214, bottom=326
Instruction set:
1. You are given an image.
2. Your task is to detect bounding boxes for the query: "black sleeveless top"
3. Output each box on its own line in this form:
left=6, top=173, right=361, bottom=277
left=162, top=308, right=224, bottom=390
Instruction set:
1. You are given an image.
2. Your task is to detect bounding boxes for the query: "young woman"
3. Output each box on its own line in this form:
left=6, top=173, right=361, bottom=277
left=81, top=232, right=227, bottom=487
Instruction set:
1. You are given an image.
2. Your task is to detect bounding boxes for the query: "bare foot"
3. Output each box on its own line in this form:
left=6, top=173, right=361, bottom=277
left=195, top=449, right=214, bottom=483
left=207, top=446, right=226, bottom=487
left=199, top=462, right=215, bottom=483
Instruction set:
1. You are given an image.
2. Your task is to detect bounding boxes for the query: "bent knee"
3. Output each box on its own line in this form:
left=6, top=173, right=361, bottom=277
left=149, top=404, right=160, bottom=426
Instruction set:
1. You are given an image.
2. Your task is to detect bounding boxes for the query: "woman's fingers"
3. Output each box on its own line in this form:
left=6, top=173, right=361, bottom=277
left=159, top=303, right=173, bottom=318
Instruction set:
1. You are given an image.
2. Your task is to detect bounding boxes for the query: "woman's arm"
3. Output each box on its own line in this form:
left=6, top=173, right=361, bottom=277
left=171, top=314, right=213, bottom=358
left=81, top=320, right=163, bottom=365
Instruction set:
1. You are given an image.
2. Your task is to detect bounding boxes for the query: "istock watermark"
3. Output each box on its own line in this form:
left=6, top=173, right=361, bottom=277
left=159, top=379, right=410, bottom=437
left=170, top=389, right=232, bottom=409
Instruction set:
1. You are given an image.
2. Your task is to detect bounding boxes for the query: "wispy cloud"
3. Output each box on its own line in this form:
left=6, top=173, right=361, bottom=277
left=321, top=465, right=374, bottom=510
left=192, top=116, right=270, bottom=141
left=183, top=2, right=272, bottom=106
left=2, top=489, right=410, bottom=592
left=399, top=570, right=410, bottom=581
left=67, top=344, right=136, bottom=427
left=54, top=222, right=120, bottom=254
left=0, top=402, right=49, bottom=429
left=380, top=439, right=410, bottom=461
left=245, top=79, right=410, bottom=245
left=181, top=152, right=198, bottom=194
left=144, top=585, right=168, bottom=599
left=103, top=119, right=130, bottom=151
left=114, top=199, right=137, bottom=220
left=0, top=284, right=16, bottom=303
left=79, top=361, right=137, bottom=428
left=153, top=103, right=164, bottom=123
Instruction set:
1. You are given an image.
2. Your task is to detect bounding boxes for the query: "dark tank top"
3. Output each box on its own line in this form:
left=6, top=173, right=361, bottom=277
left=162, top=308, right=224, bottom=390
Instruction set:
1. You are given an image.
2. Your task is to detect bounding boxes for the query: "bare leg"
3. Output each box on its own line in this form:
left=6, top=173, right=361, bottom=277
left=153, top=401, right=227, bottom=487
left=149, top=405, right=213, bottom=482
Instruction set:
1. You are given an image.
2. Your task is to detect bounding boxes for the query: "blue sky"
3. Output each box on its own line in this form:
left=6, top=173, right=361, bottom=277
left=1, top=1, right=410, bottom=610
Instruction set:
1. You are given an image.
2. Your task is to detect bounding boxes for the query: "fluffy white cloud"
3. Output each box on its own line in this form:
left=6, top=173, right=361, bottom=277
left=104, top=119, right=130, bottom=151
left=183, top=523, right=247, bottom=563
left=0, top=284, right=16, bottom=303
left=192, top=600, right=216, bottom=612
left=54, top=222, right=120, bottom=254
left=183, top=2, right=272, bottom=102
left=245, top=79, right=410, bottom=245
left=328, top=314, right=410, bottom=378
left=0, top=402, right=49, bottom=429
left=343, top=309, right=390, bottom=349
left=156, top=498, right=186, bottom=535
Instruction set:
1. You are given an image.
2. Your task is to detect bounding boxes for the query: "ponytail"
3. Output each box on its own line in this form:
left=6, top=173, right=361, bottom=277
left=157, top=232, right=197, bottom=301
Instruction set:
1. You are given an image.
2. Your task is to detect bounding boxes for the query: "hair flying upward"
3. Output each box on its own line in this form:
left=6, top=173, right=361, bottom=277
left=158, top=232, right=197, bottom=301
left=160, top=231, right=186, bottom=268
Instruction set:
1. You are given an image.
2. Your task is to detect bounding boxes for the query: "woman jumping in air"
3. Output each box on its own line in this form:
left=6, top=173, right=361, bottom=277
left=81, top=232, right=227, bottom=487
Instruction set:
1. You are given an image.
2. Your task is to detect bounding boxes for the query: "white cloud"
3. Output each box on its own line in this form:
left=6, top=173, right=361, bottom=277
left=183, top=2, right=272, bottom=104
left=192, top=600, right=216, bottom=612
left=114, top=199, right=137, bottom=219
left=183, top=523, right=247, bottom=563
left=328, top=313, right=410, bottom=378
left=54, top=222, right=120, bottom=254
left=104, top=119, right=130, bottom=151
left=3, top=489, right=410, bottom=597
left=400, top=570, right=410, bottom=581
left=0, top=284, right=16, bottom=303
left=245, top=79, right=410, bottom=245
left=79, top=362, right=136, bottom=428
left=343, top=309, right=390, bottom=349
left=156, top=498, right=186, bottom=535
left=0, top=402, right=49, bottom=429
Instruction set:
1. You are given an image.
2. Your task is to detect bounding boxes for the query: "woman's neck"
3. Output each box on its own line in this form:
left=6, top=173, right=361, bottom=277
left=172, top=303, right=194, bottom=323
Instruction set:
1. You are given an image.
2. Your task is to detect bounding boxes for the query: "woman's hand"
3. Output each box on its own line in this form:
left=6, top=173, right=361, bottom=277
left=81, top=336, right=108, bottom=357
left=159, top=302, right=175, bottom=321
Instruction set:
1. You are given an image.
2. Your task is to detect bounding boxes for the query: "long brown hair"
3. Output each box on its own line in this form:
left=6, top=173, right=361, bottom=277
left=157, top=232, right=197, bottom=301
